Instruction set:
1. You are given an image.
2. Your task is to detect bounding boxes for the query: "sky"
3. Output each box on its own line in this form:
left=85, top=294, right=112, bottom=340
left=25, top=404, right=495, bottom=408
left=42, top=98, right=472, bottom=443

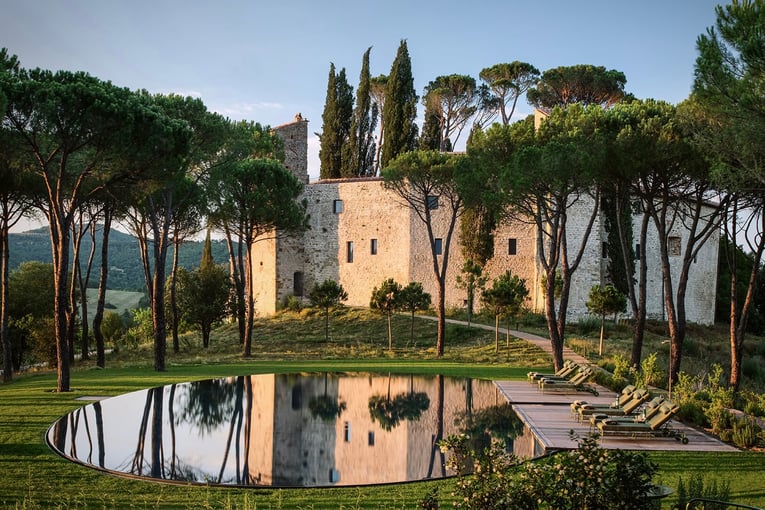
left=3, top=0, right=723, bottom=199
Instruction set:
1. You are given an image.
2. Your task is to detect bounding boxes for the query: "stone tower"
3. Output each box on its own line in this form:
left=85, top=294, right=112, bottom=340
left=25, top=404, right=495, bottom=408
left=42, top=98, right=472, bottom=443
left=272, top=113, right=309, bottom=184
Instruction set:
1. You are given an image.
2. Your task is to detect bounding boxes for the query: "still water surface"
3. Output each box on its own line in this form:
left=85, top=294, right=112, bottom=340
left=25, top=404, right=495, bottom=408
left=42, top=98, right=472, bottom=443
left=47, top=372, right=524, bottom=488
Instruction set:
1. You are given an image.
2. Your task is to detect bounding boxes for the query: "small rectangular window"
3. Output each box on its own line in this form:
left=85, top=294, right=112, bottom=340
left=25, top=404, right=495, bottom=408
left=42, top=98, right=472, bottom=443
left=368, top=431, right=375, bottom=446
left=635, top=243, right=641, bottom=260
left=347, top=241, right=354, bottom=263
left=602, top=241, right=608, bottom=259
left=434, top=238, right=443, bottom=255
left=370, top=238, right=378, bottom=255
left=427, top=195, right=439, bottom=210
left=333, top=199, right=344, bottom=214
left=508, top=238, right=517, bottom=255
left=343, top=422, right=351, bottom=442
left=293, top=271, right=304, bottom=297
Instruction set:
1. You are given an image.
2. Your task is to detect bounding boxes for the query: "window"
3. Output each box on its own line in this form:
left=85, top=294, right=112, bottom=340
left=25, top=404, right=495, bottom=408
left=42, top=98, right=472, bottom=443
left=333, top=199, right=344, bottom=214
left=434, top=238, right=443, bottom=255
left=668, top=236, right=681, bottom=256
left=291, top=385, right=302, bottom=410
left=343, top=422, right=351, bottom=442
left=427, top=195, right=439, bottom=210
left=602, top=241, right=608, bottom=259
left=329, top=469, right=341, bottom=483
left=368, top=431, right=375, bottom=446
left=293, top=271, right=304, bottom=297
left=508, top=238, right=517, bottom=255
left=347, top=241, right=354, bottom=263
left=635, top=243, right=641, bottom=260
left=370, top=238, right=378, bottom=255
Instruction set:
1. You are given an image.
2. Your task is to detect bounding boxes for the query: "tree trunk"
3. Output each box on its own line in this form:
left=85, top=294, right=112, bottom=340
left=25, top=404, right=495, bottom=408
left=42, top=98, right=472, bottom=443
left=52, top=222, right=71, bottom=392
left=436, top=278, right=446, bottom=357
left=79, top=218, right=98, bottom=361
left=598, top=316, right=605, bottom=356
left=93, top=209, right=112, bottom=368
left=630, top=213, right=650, bottom=367
left=223, top=226, right=246, bottom=344
left=387, top=312, right=393, bottom=351
left=494, top=313, right=500, bottom=353
left=170, top=236, right=181, bottom=353
left=202, top=323, right=211, bottom=348
left=242, top=239, right=254, bottom=357
left=1, top=226, right=11, bottom=382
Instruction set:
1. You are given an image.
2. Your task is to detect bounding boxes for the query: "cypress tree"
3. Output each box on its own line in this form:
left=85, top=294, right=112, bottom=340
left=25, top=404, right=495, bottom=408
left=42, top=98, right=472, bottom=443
left=319, top=63, right=340, bottom=179
left=419, top=98, right=442, bottom=151
left=200, top=229, right=214, bottom=271
left=380, top=40, right=418, bottom=169
left=342, top=47, right=377, bottom=177
left=336, top=67, right=354, bottom=168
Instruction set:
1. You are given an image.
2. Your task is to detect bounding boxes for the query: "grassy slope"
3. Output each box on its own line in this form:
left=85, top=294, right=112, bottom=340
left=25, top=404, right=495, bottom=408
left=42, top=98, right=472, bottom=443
left=1, top=308, right=764, bottom=509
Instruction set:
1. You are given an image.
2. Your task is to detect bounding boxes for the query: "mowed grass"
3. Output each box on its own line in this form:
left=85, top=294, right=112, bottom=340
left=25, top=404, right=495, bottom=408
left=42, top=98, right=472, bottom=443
left=1, top=307, right=765, bottom=509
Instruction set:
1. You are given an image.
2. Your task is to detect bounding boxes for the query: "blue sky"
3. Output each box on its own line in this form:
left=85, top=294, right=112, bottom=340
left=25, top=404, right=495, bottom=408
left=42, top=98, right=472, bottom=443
left=3, top=0, right=722, bottom=182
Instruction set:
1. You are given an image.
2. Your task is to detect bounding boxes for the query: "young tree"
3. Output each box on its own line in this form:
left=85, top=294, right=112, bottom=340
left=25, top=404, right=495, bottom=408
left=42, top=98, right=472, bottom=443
left=481, top=270, right=529, bottom=353
left=527, top=64, right=626, bottom=109
left=342, top=47, right=377, bottom=177
left=586, top=284, right=627, bottom=356
left=309, top=280, right=348, bottom=343
left=380, top=40, right=418, bottom=169
left=398, top=281, right=431, bottom=345
left=383, top=150, right=463, bottom=357
left=174, top=232, right=230, bottom=348
left=479, top=61, right=540, bottom=125
left=369, top=278, right=401, bottom=351
left=694, top=0, right=765, bottom=391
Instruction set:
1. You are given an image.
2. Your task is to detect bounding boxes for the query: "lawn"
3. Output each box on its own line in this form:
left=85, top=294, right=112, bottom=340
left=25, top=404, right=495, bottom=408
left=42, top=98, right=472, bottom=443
left=1, top=307, right=764, bottom=509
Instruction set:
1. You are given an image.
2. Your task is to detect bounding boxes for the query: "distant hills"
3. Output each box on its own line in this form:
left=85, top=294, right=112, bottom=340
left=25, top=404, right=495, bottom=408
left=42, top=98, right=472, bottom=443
left=8, top=227, right=232, bottom=292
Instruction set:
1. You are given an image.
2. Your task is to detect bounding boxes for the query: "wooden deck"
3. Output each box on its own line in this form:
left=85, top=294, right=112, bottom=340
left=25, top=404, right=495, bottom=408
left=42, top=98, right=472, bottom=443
left=495, top=380, right=739, bottom=453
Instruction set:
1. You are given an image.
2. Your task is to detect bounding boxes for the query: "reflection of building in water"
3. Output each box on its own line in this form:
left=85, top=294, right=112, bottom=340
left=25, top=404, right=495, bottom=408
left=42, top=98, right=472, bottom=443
left=244, top=373, right=504, bottom=486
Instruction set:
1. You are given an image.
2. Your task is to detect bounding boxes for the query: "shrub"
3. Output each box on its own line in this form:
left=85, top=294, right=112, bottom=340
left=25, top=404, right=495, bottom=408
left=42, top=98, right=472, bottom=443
left=731, top=417, right=761, bottom=448
left=675, top=473, right=731, bottom=510
left=438, top=433, right=658, bottom=510
left=575, top=315, right=601, bottom=336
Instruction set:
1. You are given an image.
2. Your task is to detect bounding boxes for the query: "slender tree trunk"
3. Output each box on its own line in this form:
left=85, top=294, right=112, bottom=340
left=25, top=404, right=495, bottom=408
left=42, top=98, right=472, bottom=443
left=242, top=238, right=254, bottom=357
left=93, top=210, right=112, bottom=368
left=170, top=236, right=181, bottom=353
left=79, top=219, right=97, bottom=361
left=630, top=213, right=650, bottom=367
left=387, top=312, right=393, bottom=351
left=494, top=313, right=500, bottom=353
left=598, top=316, right=605, bottom=356
left=1, top=225, right=11, bottom=382
left=68, top=224, right=83, bottom=363
left=223, top=225, right=245, bottom=344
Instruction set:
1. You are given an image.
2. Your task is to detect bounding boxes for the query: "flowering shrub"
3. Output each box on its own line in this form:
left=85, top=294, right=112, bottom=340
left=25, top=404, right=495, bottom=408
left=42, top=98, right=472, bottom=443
left=437, top=432, right=658, bottom=510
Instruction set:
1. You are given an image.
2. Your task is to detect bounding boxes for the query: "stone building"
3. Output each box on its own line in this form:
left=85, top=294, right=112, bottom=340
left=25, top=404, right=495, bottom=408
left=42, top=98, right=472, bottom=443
left=251, top=116, right=718, bottom=325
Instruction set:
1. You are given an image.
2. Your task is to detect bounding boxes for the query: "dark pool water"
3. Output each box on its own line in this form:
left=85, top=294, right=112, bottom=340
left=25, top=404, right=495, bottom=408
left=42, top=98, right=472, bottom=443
left=47, top=372, right=525, bottom=488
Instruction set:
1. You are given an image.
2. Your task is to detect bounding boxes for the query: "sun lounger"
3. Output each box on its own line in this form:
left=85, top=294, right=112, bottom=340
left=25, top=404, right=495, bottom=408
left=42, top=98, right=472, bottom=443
left=527, top=360, right=578, bottom=382
left=596, top=402, right=688, bottom=443
left=575, top=388, right=650, bottom=421
left=588, top=395, right=667, bottom=429
left=570, top=384, right=636, bottom=416
left=538, top=367, right=598, bottom=395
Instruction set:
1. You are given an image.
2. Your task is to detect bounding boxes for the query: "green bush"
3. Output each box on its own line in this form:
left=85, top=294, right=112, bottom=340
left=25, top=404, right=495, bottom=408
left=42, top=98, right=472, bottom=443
left=677, top=400, right=710, bottom=428
left=731, top=417, right=761, bottom=448
left=675, top=473, right=731, bottom=510
left=575, top=315, right=601, bottom=336
left=439, top=433, right=658, bottom=510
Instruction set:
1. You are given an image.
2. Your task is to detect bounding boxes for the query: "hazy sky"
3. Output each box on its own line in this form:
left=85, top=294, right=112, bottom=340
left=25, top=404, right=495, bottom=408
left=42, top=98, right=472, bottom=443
left=3, top=0, right=722, bottom=182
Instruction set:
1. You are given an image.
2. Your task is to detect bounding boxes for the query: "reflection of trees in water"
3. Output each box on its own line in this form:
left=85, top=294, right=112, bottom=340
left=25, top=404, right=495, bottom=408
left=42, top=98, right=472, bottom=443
left=368, top=373, right=430, bottom=431
left=455, top=402, right=524, bottom=452
left=309, top=373, right=346, bottom=421
left=426, top=374, right=445, bottom=478
left=175, top=378, right=237, bottom=434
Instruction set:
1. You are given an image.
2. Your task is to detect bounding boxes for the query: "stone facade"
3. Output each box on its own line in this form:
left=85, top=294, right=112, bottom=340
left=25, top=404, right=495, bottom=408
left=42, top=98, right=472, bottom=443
left=250, top=116, right=718, bottom=325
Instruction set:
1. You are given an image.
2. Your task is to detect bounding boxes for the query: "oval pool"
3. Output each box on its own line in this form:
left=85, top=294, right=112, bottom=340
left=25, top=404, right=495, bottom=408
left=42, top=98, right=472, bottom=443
left=46, top=372, right=524, bottom=488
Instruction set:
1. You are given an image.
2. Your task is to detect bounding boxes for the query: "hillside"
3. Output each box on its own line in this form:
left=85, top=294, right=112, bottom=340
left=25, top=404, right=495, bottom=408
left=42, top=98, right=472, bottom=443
left=8, top=227, right=232, bottom=292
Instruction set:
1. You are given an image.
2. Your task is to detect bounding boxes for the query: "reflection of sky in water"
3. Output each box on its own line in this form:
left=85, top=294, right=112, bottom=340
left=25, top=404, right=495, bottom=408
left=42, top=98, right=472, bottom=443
left=47, top=373, right=516, bottom=487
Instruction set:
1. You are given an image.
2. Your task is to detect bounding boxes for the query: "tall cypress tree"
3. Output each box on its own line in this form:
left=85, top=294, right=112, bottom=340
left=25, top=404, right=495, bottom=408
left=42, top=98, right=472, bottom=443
left=336, top=67, right=354, bottom=169
left=342, top=47, right=377, bottom=177
left=380, top=40, right=418, bottom=169
left=319, top=63, right=340, bottom=179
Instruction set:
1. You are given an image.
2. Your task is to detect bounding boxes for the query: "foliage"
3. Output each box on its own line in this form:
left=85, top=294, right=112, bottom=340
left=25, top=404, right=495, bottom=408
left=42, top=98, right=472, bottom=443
left=308, top=394, right=347, bottom=421
left=481, top=270, right=529, bottom=352
left=422, top=74, right=478, bottom=151
left=587, top=284, right=627, bottom=356
left=369, top=278, right=402, bottom=350
left=100, top=311, right=125, bottom=352
left=675, top=473, right=731, bottom=510
left=440, top=432, right=658, bottom=510
left=368, top=391, right=430, bottom=431
left=380, top=40, right=418, bottom=169
left=527, top=64, right=627, bottom=108
left=319, top=63, right=353, bottom=179
left=173, top=263, right=230, bottom=348
left=398, top=281, right=432, bottom=345
left=479, top=61, right=540, bottom=125
left=123, top=307, right=154, bottom=348
left=635, top=352, right=663, bottom=389
left=309, top=279, right=348, bottom=342
left=341, top=47, right=377, bottom=177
